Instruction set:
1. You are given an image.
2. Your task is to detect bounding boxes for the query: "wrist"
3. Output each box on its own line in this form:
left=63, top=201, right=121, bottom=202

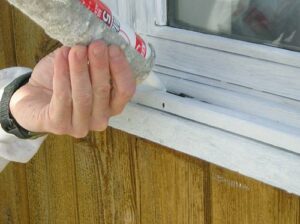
left=0, top=73, right=45, bottom=139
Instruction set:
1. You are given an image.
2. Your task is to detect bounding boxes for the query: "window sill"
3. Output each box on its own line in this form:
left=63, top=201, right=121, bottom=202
left=109, top=85, right=300, bottom=196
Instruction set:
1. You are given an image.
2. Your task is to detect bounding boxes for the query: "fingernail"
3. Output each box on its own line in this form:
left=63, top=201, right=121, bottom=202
left=75, top=47, right=87, bottom=60
left=109, top=45, right=121, bottom=58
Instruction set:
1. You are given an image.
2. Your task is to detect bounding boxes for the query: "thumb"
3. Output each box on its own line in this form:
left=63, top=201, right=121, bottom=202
left=10, top=83, right=51, bottom=133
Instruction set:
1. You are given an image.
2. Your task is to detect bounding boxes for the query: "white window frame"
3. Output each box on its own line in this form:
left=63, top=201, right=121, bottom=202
left=107, top=0, right=300, bottom=195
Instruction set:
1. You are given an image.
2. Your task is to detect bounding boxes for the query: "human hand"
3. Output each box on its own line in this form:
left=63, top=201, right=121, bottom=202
left=9, top=41, right=136, bottom=138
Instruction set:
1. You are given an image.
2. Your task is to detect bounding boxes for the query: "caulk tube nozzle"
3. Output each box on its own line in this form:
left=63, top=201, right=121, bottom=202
left=142, top=72, right=166, bottom=91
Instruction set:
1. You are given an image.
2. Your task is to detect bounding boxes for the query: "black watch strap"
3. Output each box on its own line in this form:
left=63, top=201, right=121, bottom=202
left=0, top=72, right=44, bottom=139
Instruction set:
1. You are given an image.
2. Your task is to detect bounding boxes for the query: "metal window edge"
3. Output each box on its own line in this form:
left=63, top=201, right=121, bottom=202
left=109, top=89, right=300, bottom=196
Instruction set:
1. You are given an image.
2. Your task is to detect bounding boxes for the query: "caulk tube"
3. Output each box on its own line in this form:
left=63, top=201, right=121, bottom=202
left=80, top=0, right=165, bottom=90
left=80, top=0, right=152, bottom=60
left=7, top=0, right=157, bottom=84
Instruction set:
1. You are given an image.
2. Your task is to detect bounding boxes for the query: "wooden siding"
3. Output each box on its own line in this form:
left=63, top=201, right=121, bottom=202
left=0, top=2, right=299, bottom=223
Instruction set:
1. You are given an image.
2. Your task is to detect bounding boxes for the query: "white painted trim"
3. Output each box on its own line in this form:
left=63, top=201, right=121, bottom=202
left=149, top=26, right=300, bottom=69
left=132, top=86, right=300, bottom=155
left=154, top=66, right=300, bottom=111
left=147, top=36, right=300, bottom=101
left=110, top=102, right=300, bottom=196
left=156, top=72, right=300, bottom=129
left=155, top=0, right=167, bottom=25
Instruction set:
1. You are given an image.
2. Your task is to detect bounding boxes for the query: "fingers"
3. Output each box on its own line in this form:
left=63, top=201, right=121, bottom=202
left=109, top=45, right=136, bottom=116
left=47, top=43, right=135, bottom=138
left=49, top=46, right=72, bottom=135
left=88, top=41, right=110, bottom=131
left=69, top=45, right=93, bottom=138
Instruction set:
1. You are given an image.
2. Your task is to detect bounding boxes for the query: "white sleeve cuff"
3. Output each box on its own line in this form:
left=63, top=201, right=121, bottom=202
left=0, top=67, right=32, bottom=87
left=0, top=67, right=47, bottom=168
left=0, top=126, right=47, bottom=162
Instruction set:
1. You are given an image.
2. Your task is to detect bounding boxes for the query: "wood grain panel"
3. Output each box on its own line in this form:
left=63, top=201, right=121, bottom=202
left=1, top=128, right=300, bottom=224
left=210, top=164, right=300, bottom=224
left=73, top=130, right=117, bottom=224
left=0, top=2, right=299, bottom=224
left=12, top=6, right=60, bottom=68
left=0, top=0, right=16, bottom=68
left=0, top=164, right=30, bottom=224
left=110, top=129, right=140, bottom=223
left=137, top=138, right=206, bottom=224
left=44, top=135, right=77, bottom=223
left=72, top=133, right=105, bottom=224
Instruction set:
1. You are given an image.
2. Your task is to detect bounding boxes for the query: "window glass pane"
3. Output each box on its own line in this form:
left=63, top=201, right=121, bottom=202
left=168, top=0, right=300, bottom=52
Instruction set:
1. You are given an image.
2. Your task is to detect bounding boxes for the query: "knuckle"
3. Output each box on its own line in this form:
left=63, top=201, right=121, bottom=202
left=130, top=84, right=137, bottom=96
left=119, top=85, right=136, bottom=100
left=54, top=48, right=62, bottom=58
left=69, top=46, right=87, bottom=65
left=70, top=45, right=86, bottom=54
left=91, top=117, right=108, bottom=131
left=51, top=125, right=71, bottom=136
left=48, top=115, right=72, bottom=135
left=55, top=91, right=72, bottom=105
left=111, top=107, right=124, bottom=116
left=72, top=129, right=89, bottom=139
left=74, top=92, right=92, bottom=106
left=90, top=41, right=107, bottom=54
left=68, top=47, right=77, bottom=60
left=94, top=84, right=111, bottom=97
left=56, top=46, right=70, bottom=58
left=112, top=59, right=128, bottom=73
left=52, top=129, right=66, bottom=136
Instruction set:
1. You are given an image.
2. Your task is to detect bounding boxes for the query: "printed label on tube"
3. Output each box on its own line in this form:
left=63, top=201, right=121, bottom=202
left=80, top=0, right=150, bottom=58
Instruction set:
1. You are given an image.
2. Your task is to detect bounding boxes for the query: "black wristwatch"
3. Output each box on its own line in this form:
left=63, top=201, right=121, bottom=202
left=0, top=72, right=44, bottom=139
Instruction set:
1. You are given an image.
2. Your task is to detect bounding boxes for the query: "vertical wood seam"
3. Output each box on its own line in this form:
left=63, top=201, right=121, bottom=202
left=72, top=141, right=81, bottom=224
left=10, top=7, right=17, bottom=66
left=0, top=2, right=17, bottom=67
left=44, top=144, right=50, bottom=223
left=298, top=199, right=300, bottom=224
left=135, top=137, right=143, bottom=224
left=188, top=163, right=191, bottom=224
left=23, top=167, right=31, bottom=224
left=92, top=133, right=104, bottom=223
left=203, top=163, right=212, bottom=224
left=107, top=128, right=115, bottom=224
left=129, top=136, right=139, bottom=223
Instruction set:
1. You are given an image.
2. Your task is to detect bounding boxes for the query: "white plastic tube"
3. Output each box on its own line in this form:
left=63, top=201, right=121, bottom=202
left=8, top=0, right=156, bottom=83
